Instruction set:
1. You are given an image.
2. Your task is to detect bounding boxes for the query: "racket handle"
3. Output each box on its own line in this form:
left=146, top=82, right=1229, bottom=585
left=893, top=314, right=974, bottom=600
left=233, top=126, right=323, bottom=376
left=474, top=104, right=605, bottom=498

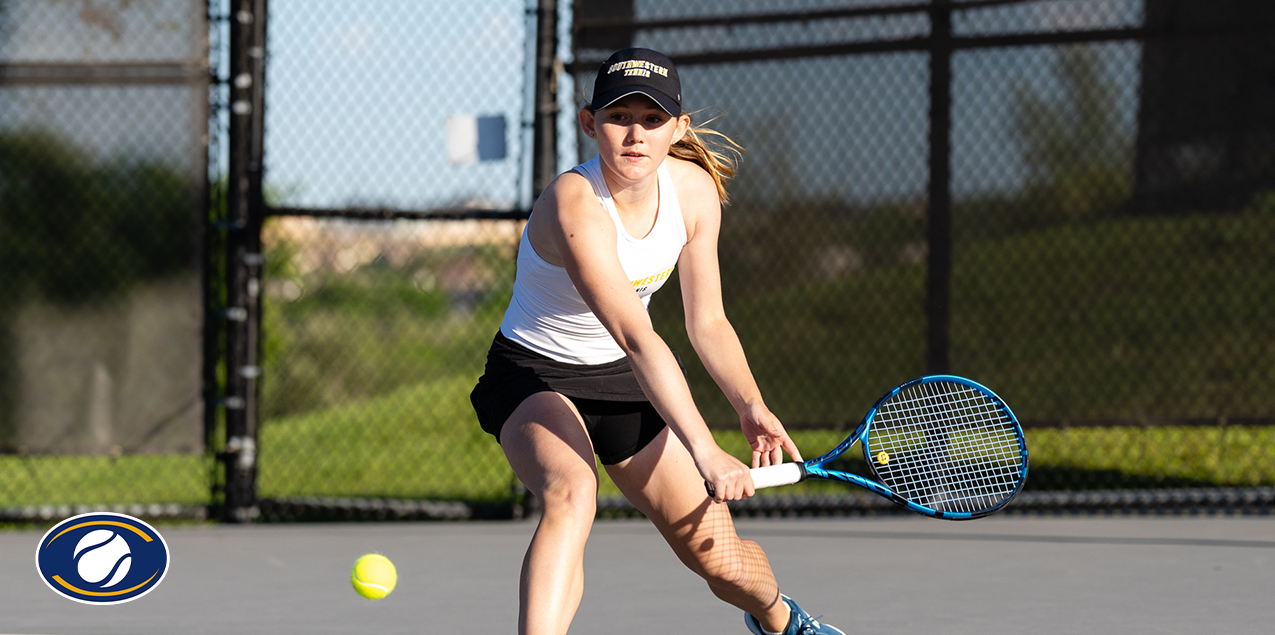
left=751, top=462, right=808, bottom=489
left=704, top=463, right=808, bottom=498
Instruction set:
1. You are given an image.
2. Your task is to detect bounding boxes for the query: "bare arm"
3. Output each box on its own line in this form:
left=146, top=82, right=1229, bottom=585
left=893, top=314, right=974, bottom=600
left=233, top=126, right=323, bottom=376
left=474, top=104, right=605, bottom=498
left=533, top=174, right=756, bottom=501
left=670, top=161, right=802, bottom=468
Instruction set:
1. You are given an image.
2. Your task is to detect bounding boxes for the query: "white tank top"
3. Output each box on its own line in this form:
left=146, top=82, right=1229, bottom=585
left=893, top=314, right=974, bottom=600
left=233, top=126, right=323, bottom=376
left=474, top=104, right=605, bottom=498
left=500, top=155, right=688, bottom=364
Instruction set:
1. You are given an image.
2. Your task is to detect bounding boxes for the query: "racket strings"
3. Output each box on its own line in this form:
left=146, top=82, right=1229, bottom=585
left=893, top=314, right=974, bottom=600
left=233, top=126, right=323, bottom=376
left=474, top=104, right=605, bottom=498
left=867, top=382, right=1025, bottom=514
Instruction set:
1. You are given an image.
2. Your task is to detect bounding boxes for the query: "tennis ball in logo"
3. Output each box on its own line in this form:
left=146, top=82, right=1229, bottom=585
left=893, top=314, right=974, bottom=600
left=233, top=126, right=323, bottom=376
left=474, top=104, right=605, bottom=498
left=351, top=554, right=397, bottom=600
left=74, top=530, right=132, bottom=587
left=37, top=512, right=169, bottom=605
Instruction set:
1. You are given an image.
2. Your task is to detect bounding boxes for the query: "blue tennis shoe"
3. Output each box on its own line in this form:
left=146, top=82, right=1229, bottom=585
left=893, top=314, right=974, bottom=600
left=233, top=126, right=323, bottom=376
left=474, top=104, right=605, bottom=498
left=745, top=594, right=845, bottom=635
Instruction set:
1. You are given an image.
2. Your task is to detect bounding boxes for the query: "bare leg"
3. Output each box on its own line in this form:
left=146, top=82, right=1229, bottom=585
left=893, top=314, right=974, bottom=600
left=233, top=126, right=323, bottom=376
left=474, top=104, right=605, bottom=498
left=605, top=427, right=792, bottom=633
left=501, top=392, right=599, bottom=635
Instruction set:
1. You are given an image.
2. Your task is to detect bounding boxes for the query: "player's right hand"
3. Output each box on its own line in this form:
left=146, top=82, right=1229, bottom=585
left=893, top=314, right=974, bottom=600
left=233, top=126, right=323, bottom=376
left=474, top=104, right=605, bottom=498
left=697, top=447, right=755, bottom=503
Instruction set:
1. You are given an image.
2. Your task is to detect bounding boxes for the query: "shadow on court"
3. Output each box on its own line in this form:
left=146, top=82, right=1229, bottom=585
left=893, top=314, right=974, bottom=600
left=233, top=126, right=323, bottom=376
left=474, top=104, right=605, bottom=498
left=2, top=515, right=1272, bottom=635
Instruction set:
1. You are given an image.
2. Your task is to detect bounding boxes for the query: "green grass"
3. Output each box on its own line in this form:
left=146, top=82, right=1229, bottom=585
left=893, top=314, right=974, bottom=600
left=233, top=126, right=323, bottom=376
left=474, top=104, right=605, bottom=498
left=0, top=453, right=210, bottom=508
left=1024, top=425, right=1275, bottom=490
left=4, top=385, right=1272, bottom=511
left=260, top=379, right=1275, bottom=499
left=661, top=210, right=1275, bottom=425
left=258, top=376, right=512, bottom=502
left=250, top=208, right=1275, bottom=499
left=255, top=378, right=1275, bottom=500
left=255, top=375, right=859, bottom=501
left=5, top=209, right=1273, bottom=509
left=949, top=213, right=1275, bottom=420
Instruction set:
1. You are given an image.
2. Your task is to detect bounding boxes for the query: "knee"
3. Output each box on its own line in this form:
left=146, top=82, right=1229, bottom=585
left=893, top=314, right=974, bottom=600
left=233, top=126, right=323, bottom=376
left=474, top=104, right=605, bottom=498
left=535, top=473, right=598, bottom=523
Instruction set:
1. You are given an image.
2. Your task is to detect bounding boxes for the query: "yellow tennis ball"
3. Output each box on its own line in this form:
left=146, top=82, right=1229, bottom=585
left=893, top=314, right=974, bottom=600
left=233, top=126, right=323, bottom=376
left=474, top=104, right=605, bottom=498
left=351, top=554, right=397, bottom=600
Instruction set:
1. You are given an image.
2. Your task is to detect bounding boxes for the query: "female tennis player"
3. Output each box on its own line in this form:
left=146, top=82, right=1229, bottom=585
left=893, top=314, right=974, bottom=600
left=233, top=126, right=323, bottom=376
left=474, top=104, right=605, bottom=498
left=470, top=48, right=844, bottom=635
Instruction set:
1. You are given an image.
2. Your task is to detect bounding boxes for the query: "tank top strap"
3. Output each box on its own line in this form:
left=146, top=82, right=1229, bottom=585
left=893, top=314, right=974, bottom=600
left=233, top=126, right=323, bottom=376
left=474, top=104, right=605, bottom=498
left=572, top=155, right=621, bottom=221
left=655, top=160, right=687, bottom=245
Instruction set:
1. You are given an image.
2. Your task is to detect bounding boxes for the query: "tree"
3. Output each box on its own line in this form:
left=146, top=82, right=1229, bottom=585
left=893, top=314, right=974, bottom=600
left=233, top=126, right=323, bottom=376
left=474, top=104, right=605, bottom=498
left=1012, top=46, right=1132, bottom=225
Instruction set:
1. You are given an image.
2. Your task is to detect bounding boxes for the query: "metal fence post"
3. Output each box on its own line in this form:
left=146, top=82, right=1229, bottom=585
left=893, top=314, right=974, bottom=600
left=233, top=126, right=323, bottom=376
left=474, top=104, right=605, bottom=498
left=926, top=0, right=953, bottom=376
left=223, top=0, right=267, bottom=523
left=507, top=0, right=558, bottom=520
left=532, top=0, right=559, bottom=200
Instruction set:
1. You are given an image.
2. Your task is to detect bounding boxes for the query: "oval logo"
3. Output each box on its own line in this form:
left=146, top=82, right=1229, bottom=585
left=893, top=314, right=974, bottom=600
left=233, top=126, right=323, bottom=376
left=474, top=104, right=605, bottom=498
left=35, top=512, right=170, bottom=605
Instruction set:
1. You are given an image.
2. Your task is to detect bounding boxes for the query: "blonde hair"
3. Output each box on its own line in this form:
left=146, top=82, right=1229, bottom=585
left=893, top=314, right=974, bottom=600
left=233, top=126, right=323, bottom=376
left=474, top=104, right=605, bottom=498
left=669, top=114, right=745, bottom=205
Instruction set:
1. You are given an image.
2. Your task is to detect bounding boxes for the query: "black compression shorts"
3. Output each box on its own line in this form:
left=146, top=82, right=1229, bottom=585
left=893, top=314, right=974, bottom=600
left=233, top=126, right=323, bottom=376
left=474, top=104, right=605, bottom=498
left=470, top=331, right=686, bottom=465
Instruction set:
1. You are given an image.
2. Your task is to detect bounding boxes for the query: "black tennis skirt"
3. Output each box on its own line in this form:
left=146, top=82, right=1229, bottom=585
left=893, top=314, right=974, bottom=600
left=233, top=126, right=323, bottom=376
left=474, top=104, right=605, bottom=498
left=470, top=331, right=688, bottom=464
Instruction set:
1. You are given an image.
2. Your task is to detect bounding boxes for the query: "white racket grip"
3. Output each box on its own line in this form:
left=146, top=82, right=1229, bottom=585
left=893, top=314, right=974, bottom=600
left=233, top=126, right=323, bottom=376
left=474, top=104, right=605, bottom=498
left=749, top=462, right=808, bottom=490
left=703, top=462, right=809, bottom=498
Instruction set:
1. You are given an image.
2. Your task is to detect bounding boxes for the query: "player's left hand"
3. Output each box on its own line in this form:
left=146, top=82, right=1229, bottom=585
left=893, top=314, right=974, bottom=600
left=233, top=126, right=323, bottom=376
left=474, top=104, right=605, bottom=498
left=740, top=402, right=802, bottom=469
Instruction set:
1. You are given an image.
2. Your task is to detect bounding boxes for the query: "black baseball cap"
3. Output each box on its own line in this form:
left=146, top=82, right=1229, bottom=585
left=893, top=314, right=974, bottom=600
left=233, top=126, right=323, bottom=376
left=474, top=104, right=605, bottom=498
left=590, top=48, right=681, bottom=116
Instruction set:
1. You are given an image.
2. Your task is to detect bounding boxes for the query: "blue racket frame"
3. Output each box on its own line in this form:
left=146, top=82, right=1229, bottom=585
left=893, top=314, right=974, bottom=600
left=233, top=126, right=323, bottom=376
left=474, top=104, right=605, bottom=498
left=800, top=375, right=1029, bottom=520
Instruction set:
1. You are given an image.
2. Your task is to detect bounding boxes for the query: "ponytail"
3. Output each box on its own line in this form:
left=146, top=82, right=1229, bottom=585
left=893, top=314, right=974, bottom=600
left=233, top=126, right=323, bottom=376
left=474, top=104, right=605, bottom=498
left=669, top=115, right=744, bottom=205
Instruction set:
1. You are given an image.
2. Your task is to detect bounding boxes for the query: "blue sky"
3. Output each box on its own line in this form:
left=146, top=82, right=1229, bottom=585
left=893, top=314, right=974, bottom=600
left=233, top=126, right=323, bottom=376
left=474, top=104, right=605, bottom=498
left=261, top=0, right=1142, bottom=212
left=263, top=0, right=557, bottom=212
left=0, top=0, right=1142, bottom=212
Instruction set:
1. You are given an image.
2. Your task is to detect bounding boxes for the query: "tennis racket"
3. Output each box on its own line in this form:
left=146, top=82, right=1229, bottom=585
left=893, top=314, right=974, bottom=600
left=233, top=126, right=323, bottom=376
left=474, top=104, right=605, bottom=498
left=707, top=375, right=1028, bottom=520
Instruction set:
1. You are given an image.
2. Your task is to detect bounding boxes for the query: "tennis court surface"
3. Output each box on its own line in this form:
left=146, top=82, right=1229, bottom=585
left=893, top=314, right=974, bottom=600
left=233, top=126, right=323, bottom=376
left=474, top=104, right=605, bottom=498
left=4, top=514, right=1272, bottom=634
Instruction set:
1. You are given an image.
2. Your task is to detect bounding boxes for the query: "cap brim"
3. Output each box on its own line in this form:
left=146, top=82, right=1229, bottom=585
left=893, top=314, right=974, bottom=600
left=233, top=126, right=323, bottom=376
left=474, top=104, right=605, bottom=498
left=591, top=87, right=680, bottom=116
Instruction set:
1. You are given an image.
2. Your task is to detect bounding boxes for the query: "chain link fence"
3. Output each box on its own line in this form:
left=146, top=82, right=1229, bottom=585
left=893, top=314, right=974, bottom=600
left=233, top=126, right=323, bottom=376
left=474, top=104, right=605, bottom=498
left=0, top=0, right=211, bottom=522
left=3, top=0, right=1272, bottom=523
left=249, top=0, right=1274, bottom=520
